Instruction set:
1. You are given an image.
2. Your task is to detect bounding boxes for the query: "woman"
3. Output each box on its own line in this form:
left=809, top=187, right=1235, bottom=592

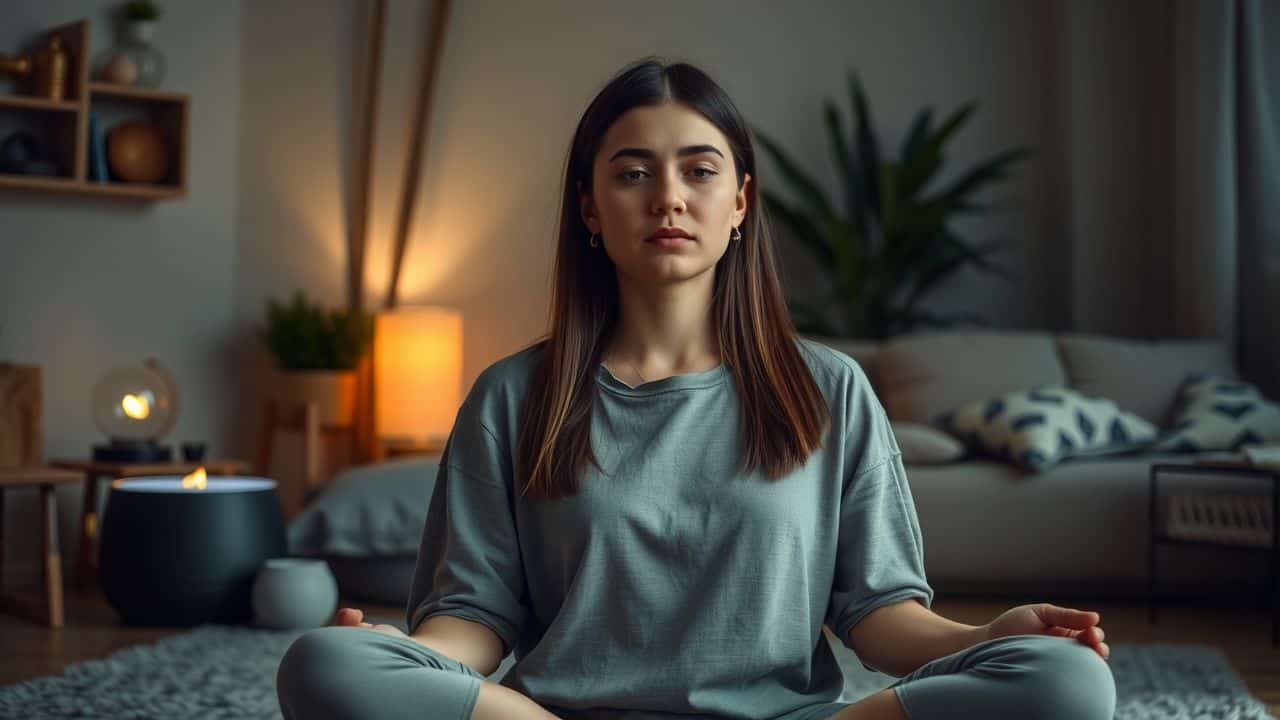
left=277, top=58, right=1116, bottom=720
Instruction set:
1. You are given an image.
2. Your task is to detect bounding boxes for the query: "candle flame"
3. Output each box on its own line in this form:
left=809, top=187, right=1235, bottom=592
left=121, top=393, right=151, bottom=420
left=181, top=467, right=207, bottom=490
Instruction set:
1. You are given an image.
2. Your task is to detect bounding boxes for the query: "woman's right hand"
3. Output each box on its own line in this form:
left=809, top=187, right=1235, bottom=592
left=333, top=607, right=409, bottom=639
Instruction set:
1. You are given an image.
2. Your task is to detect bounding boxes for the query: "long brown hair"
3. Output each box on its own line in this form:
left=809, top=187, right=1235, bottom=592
left=516, top=57, right=829, bottom=499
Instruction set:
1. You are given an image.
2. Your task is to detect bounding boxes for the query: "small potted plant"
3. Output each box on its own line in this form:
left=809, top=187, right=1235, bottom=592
left=261, top=291, right=373, bottom=425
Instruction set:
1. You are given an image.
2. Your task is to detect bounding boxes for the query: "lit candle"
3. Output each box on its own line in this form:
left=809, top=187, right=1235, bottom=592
left=109, top=476, right=277, bottom=493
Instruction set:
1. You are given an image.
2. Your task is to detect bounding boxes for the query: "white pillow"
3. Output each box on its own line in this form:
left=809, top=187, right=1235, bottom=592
left=1152, top=374, right=1280, bottom=452
left=933, top=385, right=1158, bottom=473
left=891, top=421, right=966, bottom=465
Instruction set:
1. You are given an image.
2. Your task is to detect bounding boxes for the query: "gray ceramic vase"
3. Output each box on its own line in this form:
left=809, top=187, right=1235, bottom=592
left=251, top=558, right=339, bottom=630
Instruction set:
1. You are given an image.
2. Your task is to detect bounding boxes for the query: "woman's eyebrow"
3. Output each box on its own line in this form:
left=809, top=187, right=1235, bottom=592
left=608, top=144, right=725, bottom=162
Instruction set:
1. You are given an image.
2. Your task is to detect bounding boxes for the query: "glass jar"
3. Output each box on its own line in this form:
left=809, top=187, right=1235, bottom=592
left=95, top=20, right=165, bottom=87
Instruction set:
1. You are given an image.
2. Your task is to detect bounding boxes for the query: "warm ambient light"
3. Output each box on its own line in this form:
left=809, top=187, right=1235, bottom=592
left=375, top=306, right=462, bottom=447
left=121, top=392, right=151, bottom=420
left=181, top=466, right=208, bottom=490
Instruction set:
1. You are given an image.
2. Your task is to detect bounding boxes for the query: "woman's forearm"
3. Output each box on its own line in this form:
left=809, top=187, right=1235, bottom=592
left=411, top=614, right=507, bottom=677
left=848, top=599, right=989, bottom=677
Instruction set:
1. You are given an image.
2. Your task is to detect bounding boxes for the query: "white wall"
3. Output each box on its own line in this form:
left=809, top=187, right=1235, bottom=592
left=232, top=0, right=1069, bottom=439
left=0, top=2, right=242, bottom=583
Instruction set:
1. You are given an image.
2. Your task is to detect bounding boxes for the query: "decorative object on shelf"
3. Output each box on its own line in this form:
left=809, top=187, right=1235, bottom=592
left=0, top=131, right=60, bottom=176
left=375, top=306, right=462, bottom=451
left=98, top=473, right=287, bottom=626
left=250, top=558, right=338, bottom=630
left=752, top=72, right=1029, bottom=340
left=88, top=111, right=108, bottom=182
left=0, top=52, right=33, bottom=93
left=32, top=34, right=68, bottom=101
left=101, top=53, right=138, bottom=86
left=106, top=119, right=167, bottom=183
left=94, top=1, right=165, bottom=88
left=0, top=363, right=42, bottom=468
left=181, top=441, right=207, bottom=462
left=90, top=357, right=179, bottom=462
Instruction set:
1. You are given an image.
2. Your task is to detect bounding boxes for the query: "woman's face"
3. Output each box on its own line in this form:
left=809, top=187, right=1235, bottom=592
left=580, top=101, right=750, bottom=286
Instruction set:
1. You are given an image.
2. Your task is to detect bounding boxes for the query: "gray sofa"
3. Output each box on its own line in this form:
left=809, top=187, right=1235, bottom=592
left=810, top=330, right=1270, bottom=600
left=291, top=330, right=1271, bottom=612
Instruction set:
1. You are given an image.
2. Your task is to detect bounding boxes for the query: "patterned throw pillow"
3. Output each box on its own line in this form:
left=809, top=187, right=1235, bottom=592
left=933, top=385, right=1158, bottom=473
left=1151, top=374, right=1280, bottom=452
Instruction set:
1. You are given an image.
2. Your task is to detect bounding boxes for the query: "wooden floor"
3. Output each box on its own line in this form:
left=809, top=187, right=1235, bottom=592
left=0, top=586, right=1277, bottom=714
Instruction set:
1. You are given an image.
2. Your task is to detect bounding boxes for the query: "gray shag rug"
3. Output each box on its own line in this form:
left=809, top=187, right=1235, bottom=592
left=0, top=623, right=1273, bottom=719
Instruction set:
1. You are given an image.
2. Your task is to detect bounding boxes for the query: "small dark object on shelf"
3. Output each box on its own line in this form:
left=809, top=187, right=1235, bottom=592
left=181, top=441, right=207, bottom=462
left=92, top=438, right=173, bottom=462
left=0, top=131, right=61, bottom=176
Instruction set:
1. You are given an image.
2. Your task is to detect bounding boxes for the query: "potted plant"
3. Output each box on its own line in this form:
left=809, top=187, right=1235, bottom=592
left=753, top=72, right=1030, bottom=340
left=261, top=291, right=373, bottom=425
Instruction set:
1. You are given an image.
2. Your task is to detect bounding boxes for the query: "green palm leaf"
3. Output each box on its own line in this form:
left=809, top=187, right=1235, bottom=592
left=753, top=127, right=834, bottom=220
left=762, top=190, right=834, bottom=266
left=767, top=70, right=1026, bottom=339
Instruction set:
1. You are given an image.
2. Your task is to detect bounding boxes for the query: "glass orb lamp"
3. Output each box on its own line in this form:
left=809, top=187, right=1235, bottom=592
left=91, top=357, right=179, bottom=462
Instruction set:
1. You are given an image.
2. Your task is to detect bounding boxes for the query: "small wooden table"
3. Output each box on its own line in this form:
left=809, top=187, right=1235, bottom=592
left=0, top=466, right=85, bottom=627
left=50, top=458, right=251, bottom=588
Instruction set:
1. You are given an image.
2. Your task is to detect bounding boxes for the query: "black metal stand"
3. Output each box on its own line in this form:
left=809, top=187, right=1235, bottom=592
left=1147, top=462, right=1279, bottom=646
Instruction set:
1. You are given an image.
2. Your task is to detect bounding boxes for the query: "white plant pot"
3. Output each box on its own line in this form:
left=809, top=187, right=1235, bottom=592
left=251, top=558, right=338, bottom=630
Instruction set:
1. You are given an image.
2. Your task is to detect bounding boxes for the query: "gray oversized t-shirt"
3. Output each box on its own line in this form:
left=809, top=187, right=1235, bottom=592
left=406, top=338, right=933, bottom=720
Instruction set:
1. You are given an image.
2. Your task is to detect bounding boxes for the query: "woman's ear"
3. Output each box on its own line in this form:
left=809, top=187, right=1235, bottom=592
left=578, top=180, right=599, bottom=234
left=733, top=173, right=751, bottom=226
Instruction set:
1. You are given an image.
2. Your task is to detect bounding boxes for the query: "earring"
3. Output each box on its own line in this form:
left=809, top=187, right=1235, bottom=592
left=731, top=226, right=742, bottom=241
left=589, top=233, right=600, bottom=248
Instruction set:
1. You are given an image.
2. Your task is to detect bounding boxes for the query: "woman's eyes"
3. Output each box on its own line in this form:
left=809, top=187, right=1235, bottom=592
left=618, top=167, right=718, bottom=183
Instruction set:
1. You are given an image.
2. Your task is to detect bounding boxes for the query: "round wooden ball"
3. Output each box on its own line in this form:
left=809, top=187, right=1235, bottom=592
left=107, top=120, right=168, bottom=183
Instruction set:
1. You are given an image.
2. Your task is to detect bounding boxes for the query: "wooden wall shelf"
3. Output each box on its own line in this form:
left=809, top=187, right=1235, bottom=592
left=0, top=19, right=188, bottom=201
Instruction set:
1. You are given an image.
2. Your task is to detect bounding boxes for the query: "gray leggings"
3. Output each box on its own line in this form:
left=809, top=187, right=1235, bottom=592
left=277, top=627, right=1116, bottom=720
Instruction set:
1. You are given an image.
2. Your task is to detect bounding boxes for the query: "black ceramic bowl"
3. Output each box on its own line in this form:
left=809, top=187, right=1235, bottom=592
left=99, top=476, right=287, bottom=626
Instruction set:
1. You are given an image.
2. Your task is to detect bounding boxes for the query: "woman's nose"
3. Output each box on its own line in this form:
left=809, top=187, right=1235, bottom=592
left=651, top=170, right=686, bottom=215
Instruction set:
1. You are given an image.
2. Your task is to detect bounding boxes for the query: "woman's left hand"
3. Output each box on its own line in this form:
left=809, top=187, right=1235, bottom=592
left=983, top=603, right=1109, bottom=660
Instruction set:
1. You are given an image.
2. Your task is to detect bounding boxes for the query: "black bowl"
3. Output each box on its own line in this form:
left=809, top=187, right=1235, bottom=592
left=99, top=476, right=287, bottom=626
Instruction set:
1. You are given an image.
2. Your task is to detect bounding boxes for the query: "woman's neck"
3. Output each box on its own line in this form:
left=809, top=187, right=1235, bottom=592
left=606, top=275, right=721, bottom=379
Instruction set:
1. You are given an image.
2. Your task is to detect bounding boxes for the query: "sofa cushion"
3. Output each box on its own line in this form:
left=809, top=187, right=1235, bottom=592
left=1151, top=374, right=1280, bottom=452
left=1055, top=333, right=1236, bottom=426
left=891, top=421, right=966, bottom=465
left=934, top=385, right=1158, bottom=472
left=877, top=331, right=1066, bottom=424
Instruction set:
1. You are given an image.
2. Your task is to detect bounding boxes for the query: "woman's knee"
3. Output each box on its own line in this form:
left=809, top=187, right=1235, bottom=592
left=1001, top=636, right=1116, bottom=720
left=277, top=628, right=354, bottom=706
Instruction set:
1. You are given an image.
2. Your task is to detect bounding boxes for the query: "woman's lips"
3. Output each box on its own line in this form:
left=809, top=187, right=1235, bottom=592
left=646, top=236, right=692, bottom=248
